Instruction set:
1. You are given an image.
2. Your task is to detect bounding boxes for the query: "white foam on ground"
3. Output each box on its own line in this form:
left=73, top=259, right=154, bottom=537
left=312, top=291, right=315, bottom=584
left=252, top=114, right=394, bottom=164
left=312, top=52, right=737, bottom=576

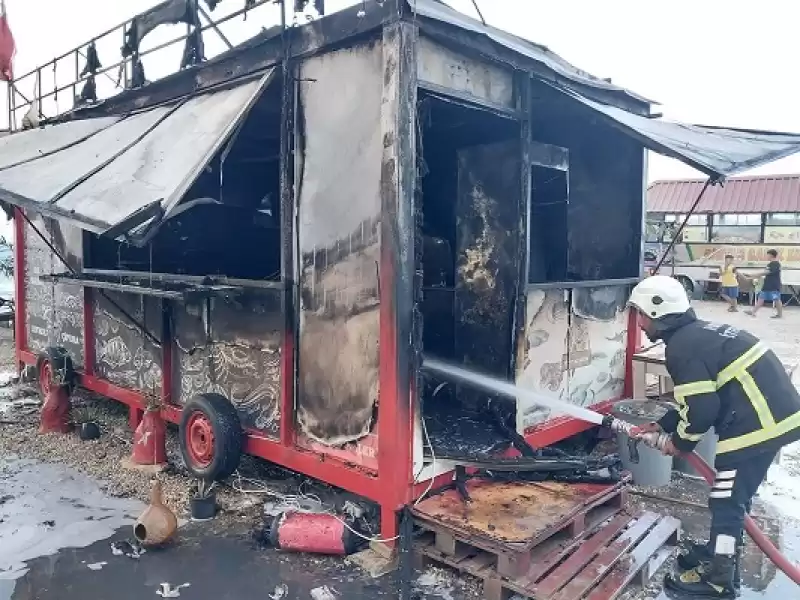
left=0, top=458, right=143, bottom=582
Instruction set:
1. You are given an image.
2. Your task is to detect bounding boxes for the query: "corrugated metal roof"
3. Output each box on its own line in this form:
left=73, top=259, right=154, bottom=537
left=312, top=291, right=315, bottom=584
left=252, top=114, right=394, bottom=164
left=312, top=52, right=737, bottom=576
left=647, top=174, right=800, bottom=214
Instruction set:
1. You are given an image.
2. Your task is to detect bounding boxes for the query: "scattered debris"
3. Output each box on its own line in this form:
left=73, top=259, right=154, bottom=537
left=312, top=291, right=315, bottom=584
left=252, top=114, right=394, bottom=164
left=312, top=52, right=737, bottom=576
left=41, top=520, right=55, bottom=528
left=110, top=539, right=145, bottom=559
left=269, top=583, right=289, bottom=600
left=415, top=568, right=456, bottom=600
left=156, top=583, right=191, bottom=598
left=309, top=586, right=338, bottom=600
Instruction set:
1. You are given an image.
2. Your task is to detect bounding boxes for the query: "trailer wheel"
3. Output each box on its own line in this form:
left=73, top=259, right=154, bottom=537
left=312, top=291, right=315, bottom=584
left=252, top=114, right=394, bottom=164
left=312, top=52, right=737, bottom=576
left=179, top=393, right=243, bottom=481
left=36, top=347, right=75, bottom=397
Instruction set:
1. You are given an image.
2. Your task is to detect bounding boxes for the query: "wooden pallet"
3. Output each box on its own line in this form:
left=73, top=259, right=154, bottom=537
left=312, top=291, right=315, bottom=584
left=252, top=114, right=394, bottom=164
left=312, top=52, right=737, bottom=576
left=415, top=510, right=680, bottom=600
left=412, top=479, right=630, bottom=580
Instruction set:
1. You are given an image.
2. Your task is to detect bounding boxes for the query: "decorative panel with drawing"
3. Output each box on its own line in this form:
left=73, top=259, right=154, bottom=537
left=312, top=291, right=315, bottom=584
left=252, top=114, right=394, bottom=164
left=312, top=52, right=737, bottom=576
left=93, top=291, right=163, bottom=394
left=172, top=291, right=282, bottom=437
left=23, top=215, right=85, bottom=364
left=515, top=285, right=629, bottom=433
left=515, top=289, right=570, bottom=432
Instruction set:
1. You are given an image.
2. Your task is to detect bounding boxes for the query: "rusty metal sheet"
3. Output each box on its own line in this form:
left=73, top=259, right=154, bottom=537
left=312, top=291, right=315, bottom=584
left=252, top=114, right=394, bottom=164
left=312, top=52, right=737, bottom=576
left=412, top=480, right=622, bottom=549
left=296, top=42, right=383, bottom=446
left=454, top=140, right=521, bottom=409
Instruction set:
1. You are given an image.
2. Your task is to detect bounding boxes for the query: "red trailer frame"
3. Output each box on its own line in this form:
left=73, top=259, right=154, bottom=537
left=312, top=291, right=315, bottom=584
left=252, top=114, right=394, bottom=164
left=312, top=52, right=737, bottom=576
left=13, top=200, right=639, bottom=539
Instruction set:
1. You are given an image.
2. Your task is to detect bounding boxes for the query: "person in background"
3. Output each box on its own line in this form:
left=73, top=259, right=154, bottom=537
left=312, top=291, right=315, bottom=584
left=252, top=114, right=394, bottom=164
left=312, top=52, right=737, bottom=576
left=718, top=254, right=739, bottom=312
left=744, top=249, right=783, bottom=319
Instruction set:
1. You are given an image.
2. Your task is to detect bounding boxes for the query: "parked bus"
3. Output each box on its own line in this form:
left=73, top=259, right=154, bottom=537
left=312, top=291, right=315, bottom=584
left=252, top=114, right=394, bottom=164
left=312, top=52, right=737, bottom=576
left=646, top=174, right=800, bottom=297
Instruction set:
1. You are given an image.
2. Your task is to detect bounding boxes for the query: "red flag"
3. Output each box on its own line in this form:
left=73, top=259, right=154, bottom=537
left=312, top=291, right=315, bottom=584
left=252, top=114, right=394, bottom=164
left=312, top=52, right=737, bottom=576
left=0, top=1, right=15, bottom=82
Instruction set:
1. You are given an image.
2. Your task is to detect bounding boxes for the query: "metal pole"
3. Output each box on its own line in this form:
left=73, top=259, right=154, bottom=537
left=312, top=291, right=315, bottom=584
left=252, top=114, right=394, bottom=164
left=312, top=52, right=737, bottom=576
left=652, top=177, right=715, bottom=275
left=198, top=5, right=233, bottom=50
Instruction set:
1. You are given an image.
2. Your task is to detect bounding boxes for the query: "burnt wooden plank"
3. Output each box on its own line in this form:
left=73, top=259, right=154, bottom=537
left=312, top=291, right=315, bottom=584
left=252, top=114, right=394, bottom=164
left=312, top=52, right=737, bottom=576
left=550, top=513, right=663, bottom=600
left=535, top=512, right=655, bottom=599
left=412, top=479, right=628, bottom=554
left=585, top=516, right=680, bottom=600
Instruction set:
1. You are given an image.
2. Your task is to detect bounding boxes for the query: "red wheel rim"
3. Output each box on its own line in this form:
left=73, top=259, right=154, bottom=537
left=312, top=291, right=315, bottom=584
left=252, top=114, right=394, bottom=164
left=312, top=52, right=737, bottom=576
left=39, top=361, right=53, bottom=396
left=186, top=411, right=215, bottom=468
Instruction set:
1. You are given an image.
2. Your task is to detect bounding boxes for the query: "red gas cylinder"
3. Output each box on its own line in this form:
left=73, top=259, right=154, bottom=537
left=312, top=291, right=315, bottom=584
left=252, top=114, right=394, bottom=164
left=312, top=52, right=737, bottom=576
left=131, top=408, right=168, bottom=466
left=270, top=512, right=359, bottom=556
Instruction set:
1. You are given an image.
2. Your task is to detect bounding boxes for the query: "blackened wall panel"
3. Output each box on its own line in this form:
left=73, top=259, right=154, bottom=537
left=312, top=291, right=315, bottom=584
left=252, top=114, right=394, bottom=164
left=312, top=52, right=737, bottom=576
left=23, top=215, right=84, bottom=364
left=530, top=80, right=644, bottom=281
left=296, top=42, right=383, bottom=446
left=93, top=292, right=163, bottom=393
left=172, top=292, right=282, bottom=437
left=454, top=140, right=521, bottom=408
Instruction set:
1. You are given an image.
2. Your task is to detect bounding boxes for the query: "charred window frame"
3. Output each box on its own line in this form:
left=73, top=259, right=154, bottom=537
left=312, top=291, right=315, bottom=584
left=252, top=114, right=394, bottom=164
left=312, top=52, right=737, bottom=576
left=526, top=141, right=569, bottom=286
left=526, top=79, right=646, bottom=289
left=82, top=76, right=286, bottom=281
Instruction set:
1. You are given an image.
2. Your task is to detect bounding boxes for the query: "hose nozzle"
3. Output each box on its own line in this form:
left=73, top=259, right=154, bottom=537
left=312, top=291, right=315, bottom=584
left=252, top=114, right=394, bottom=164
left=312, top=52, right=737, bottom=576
left=603, top=415, right=671, bottom=463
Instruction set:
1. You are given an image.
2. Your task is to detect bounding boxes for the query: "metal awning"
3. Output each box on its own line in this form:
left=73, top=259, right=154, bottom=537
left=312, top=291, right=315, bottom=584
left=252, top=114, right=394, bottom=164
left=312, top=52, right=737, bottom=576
left=544, top=82, right=800, bottom=179
left=0, top=70, right=274, bottom=240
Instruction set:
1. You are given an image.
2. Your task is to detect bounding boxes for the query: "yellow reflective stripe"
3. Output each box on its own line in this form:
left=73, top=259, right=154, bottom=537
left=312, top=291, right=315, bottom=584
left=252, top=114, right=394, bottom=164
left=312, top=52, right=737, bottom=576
left=677, top=420, right=704, bottom=442
left=674, top=381, right=716, bottom=396
left=675, top=394, right=704, bottom=442
left=718, top=410, right=800, bottom=453
left=717, top=342, right=768, bottom=387
left=737, top=371, right=775, bottom=428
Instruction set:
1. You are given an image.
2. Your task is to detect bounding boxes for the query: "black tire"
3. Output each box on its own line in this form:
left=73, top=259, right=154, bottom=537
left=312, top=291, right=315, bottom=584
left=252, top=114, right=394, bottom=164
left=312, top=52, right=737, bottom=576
left=179, top=393, right=243, bottom=481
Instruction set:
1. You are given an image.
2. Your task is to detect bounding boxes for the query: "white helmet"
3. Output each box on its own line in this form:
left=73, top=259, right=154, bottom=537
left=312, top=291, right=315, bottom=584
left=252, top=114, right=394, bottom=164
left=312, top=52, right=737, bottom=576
left=628, top=275, right=690, bottom=320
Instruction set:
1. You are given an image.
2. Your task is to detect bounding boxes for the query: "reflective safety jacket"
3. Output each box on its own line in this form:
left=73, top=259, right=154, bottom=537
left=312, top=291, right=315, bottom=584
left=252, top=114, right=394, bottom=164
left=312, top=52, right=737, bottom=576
left=657, top=316, right=800, bottom=466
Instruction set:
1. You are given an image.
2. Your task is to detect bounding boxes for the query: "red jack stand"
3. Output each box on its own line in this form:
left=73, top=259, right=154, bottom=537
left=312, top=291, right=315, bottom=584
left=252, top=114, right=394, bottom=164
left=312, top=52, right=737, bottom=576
left=131, top=407, right=167, bottom=467
left=40, top=385, right=72, bottom=434
left=38, top=355, right=72, bottom=434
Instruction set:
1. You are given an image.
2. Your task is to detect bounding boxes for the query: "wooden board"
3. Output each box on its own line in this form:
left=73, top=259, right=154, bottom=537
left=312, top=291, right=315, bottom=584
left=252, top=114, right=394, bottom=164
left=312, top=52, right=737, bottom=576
left=415, top=510, right=680, bottom=600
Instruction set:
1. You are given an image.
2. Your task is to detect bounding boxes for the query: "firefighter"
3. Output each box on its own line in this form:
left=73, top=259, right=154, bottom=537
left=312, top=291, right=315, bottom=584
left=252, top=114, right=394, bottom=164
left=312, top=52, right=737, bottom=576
left=627, top=275, right=800, bottom=598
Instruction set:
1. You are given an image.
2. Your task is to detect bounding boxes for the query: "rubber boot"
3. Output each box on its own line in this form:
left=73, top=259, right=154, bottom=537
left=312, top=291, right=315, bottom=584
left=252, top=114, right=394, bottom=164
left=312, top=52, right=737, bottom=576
left=678, top=542, right=741, bottom=594
left=677, top=542, right=712, bottom=571
left=665, top=554, right=737, bottom=599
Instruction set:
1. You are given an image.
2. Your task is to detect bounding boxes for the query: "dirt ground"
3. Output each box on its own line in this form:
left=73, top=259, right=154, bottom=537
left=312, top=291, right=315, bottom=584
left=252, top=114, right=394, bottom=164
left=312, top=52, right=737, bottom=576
left=2, top=300, right=800, bottom=599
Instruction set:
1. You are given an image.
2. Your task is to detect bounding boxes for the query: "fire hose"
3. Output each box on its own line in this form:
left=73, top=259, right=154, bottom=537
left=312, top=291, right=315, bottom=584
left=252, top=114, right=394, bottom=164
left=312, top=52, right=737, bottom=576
left=608, top=418, right=800, bottom=586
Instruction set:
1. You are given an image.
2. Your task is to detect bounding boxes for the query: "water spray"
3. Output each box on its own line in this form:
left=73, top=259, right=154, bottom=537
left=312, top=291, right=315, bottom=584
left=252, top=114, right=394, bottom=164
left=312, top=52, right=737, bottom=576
left=422, top=357, right=672, bottom=457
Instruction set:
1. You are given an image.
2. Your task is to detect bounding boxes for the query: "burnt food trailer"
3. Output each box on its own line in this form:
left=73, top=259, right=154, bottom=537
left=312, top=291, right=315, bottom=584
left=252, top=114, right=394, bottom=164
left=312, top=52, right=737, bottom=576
left=3, top=2, right=800, bottom=587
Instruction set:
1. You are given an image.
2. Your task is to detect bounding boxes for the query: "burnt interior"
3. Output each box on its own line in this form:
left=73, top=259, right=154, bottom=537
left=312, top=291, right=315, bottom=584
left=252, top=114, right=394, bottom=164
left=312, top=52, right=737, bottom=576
left=85, top=79, right=284, bottom=280
left=529, top=80, right=644, bottom=283
left=417, top=94, right=521, bottom=458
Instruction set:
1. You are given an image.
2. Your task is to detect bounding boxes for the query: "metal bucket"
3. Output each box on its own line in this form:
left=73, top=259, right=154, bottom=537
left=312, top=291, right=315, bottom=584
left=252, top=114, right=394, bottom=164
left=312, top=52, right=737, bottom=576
left=611, top=400, right=673, bottom=487
left=674, top=428, right=718, bottom=479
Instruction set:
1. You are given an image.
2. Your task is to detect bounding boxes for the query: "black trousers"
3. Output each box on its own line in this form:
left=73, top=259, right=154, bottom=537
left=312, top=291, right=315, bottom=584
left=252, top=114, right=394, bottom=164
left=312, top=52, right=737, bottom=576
left=709, top=449, right=777, bottom=551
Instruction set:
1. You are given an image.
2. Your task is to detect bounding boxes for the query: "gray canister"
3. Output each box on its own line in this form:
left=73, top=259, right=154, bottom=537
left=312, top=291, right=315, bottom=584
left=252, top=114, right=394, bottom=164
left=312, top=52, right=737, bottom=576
left=611, top=399, right=674, bottom=487
left=674, top=427, right=717, bottom=478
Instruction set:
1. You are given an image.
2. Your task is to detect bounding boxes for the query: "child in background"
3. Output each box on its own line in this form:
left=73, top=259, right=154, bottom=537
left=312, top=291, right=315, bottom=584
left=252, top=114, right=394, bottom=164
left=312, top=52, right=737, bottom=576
left=719, top=253, right=739, bottom=312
